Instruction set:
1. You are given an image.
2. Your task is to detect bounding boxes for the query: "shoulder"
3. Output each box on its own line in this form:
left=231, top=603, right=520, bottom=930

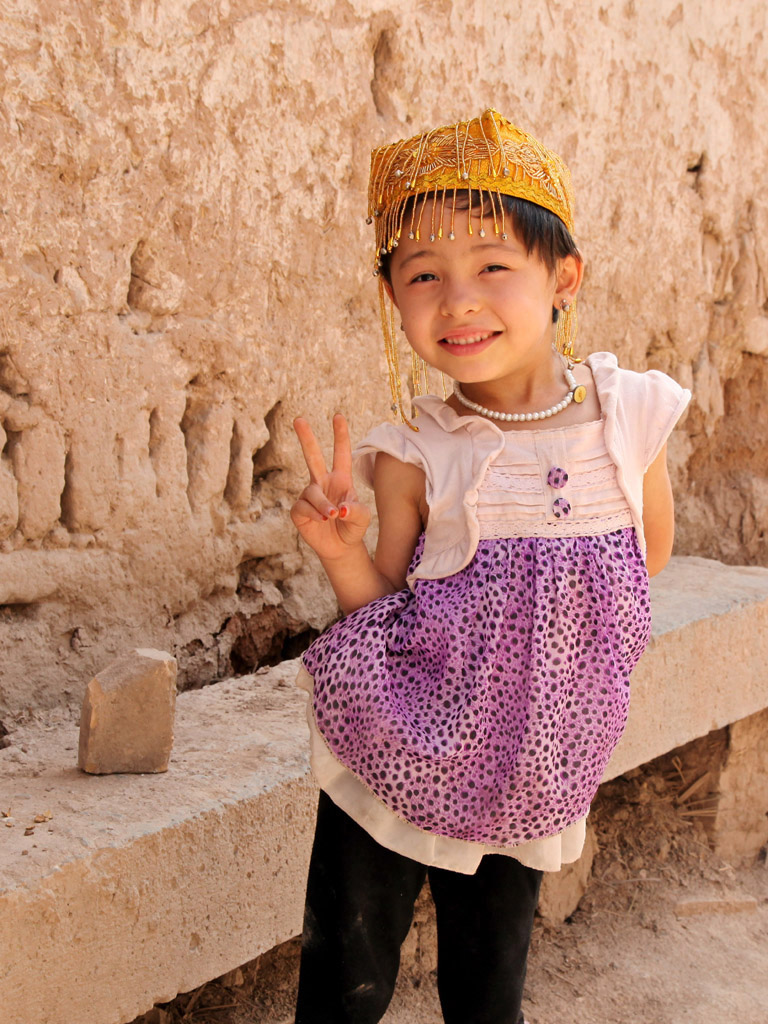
left=352, top=398, right=459, bottom=487
left=354, top=400, right=454, bottom=457
left=587, top=351, right=691, bottom=469
left=587, top=351, right=690, bottom=410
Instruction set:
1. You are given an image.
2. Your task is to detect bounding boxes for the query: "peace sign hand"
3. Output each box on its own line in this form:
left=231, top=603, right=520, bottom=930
left=290, top=413, right=371, bottom=562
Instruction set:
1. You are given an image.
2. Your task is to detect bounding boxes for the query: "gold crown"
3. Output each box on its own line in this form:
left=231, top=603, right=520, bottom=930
left=368, top=108, right=575, bottom=270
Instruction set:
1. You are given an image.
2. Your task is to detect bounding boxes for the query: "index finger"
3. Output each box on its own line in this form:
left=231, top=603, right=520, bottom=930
left=331, top=413, right=352, bottom=477
left=293, top=417, right=328, bottom=483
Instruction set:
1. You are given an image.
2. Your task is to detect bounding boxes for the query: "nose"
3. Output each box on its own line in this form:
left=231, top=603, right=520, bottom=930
left=439, top=275, right=481, bottom=318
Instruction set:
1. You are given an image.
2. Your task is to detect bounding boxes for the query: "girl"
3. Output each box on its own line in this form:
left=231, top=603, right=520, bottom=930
left=290, top=109, right=690, bottom=1024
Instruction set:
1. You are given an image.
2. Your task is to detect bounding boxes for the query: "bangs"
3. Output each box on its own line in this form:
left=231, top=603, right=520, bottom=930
left=379, top=191, right=580, bottom=282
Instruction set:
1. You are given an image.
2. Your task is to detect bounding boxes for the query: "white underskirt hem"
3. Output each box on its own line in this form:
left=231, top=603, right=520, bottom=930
left=297, top=665, right=587, bottom=875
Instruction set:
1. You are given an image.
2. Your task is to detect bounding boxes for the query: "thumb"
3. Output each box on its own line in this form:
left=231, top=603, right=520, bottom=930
left=338, top=499, right=370, bottom=526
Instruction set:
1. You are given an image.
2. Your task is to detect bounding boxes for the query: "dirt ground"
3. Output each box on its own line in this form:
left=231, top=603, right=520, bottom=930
left=134, top=740, right=768, bottom=1024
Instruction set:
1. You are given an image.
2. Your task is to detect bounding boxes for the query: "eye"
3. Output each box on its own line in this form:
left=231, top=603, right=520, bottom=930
left=482, top=263, right=508, bottom=273
left=410, top=272, right=438, bottom=283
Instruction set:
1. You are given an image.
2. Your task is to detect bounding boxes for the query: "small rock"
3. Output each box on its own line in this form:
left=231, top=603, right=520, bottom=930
left=674, top=897, right=758, bottom=917
left=603, top=860, right=626, bottom=881
left=78, top=648, right=177, bottom=774
left=219, top=967, right=244, bottom=988
left=654, top=837, right=671, bottom=863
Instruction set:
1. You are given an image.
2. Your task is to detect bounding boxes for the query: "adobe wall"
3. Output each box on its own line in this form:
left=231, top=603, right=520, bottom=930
left=1, top=0, right=767, bottom=713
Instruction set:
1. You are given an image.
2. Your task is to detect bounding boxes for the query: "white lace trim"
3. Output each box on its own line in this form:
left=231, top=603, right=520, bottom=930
left=477, top=508, right=634, bottom=539
left=481, top=462, right=618, bottom=494
left=482, top=468, right=541, bottom=492
left=574, top=464, right=620, bottom=489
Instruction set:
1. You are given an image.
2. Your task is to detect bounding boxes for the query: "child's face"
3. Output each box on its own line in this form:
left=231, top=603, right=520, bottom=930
left=386, top=203, right=574, bottom=387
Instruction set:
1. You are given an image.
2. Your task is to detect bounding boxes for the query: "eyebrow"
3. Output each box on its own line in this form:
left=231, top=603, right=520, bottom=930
left=397, top=239, right=522, bottom=270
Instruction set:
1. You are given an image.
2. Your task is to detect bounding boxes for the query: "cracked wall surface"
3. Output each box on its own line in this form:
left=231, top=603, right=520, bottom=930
left=0, top=0, right=767, bottom=713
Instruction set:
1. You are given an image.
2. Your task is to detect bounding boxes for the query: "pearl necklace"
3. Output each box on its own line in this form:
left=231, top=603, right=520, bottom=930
left=453, top=362, right=582, bottom=423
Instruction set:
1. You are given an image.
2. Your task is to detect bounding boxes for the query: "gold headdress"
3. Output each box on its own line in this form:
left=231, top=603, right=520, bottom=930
left=367, top=109, right=578, bottom=425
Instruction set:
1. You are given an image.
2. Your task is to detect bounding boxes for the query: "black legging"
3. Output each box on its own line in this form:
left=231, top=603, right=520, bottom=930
left=295, top=791, right=542, bottom=1024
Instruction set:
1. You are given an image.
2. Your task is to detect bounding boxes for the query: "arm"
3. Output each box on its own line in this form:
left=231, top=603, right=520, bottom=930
left=372, top=452, right=427, bottom=591
left=642, top=443, right=675, bottom=577
left=290, top=416, right=424, bottom=615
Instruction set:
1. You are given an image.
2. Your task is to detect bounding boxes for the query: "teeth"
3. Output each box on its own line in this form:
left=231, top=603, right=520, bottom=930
left=442, top=332, right=492, bottom=346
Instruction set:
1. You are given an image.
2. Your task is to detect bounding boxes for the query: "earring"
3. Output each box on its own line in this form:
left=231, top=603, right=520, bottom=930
left=378, top=278, right=418, bottom=430
left=555, top=297, right=578, bottom=360
left=400, top=322, right=404, bottom=332
left=411, top=348, right=428, bottom=397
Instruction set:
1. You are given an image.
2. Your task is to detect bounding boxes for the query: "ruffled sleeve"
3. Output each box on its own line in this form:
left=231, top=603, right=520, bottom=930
left=640, top=370, right=691, bottom=469
left=353, top=422, right=427, bottom=489
left=350, top=399, right=505, bottom=589
left=588, top=351, right=691, bottom=558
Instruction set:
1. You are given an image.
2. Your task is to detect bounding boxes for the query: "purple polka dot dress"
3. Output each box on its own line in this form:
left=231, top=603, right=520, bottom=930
left=302, top=418, right=652, bottom=849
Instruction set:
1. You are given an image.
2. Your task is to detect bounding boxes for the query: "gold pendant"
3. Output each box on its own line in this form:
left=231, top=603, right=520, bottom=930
left=573, top=384, right=587, bottom=404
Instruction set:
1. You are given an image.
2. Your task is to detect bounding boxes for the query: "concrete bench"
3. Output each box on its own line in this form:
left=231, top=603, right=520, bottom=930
left=3, top=555, right=768, bottom=1024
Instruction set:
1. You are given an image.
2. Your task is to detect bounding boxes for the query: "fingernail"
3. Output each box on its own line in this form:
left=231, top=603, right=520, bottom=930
left=322, top=515, right=328, bottom=522
left=339, top=505, right=348, bottom=519
left=328, top=508, right=338, bottom=518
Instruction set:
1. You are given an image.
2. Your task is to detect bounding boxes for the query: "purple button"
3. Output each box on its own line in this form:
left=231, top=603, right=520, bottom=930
left=547, top=466, right=569, bottom=489
left=553, top=497, right=571, bottom=518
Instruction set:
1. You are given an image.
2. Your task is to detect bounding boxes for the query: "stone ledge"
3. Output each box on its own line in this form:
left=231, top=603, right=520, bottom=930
left=2, top=662, right=315, bottom=1024
left=2, top=555, right=768, bottom=1024
left=606, top=556, right=768, bottom=779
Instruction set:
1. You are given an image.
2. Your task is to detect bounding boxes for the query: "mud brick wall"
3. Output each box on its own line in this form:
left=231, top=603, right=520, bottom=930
left=1, top=1, right=767, bottom=712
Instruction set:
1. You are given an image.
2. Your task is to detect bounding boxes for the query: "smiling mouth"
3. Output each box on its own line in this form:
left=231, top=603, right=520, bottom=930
left=439, top=331, right=498, bottom=347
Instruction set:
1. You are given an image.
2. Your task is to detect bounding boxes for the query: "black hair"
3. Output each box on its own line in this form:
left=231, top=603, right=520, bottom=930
left=378, top=191, right=581, bottom=285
